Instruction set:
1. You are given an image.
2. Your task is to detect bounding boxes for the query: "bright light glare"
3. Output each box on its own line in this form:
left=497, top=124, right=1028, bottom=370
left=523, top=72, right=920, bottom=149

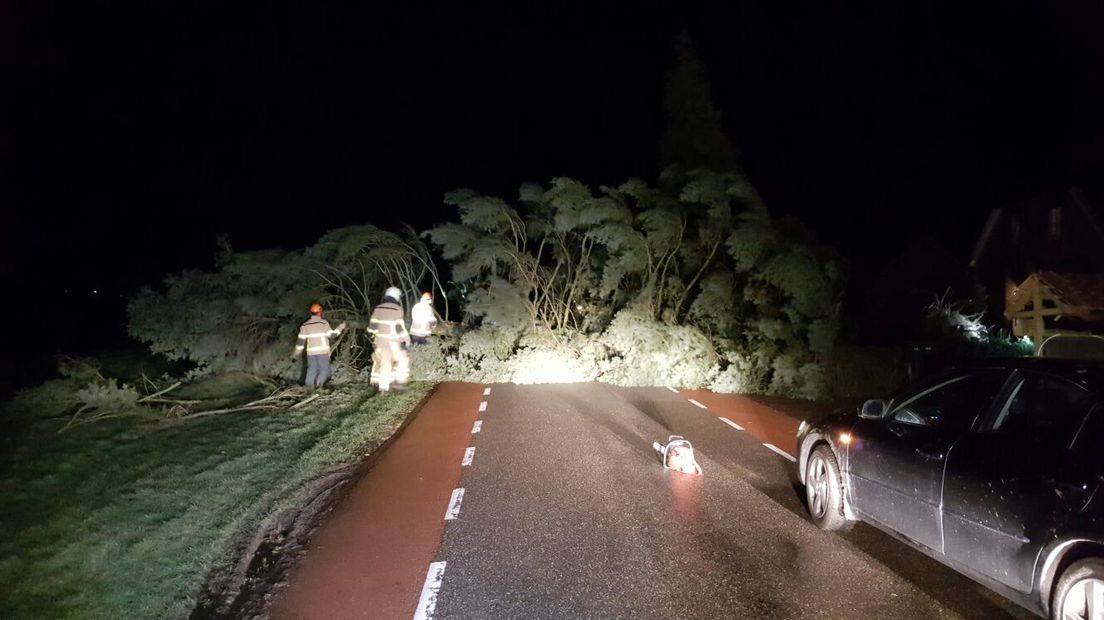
left=510, top=350, right=593, bottom=383
left=839, top=432, right=852, bottom=445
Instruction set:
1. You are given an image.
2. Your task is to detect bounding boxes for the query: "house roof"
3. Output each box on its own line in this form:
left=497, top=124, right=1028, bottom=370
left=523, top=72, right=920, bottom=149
left=1006, top=271, right=1104, bottom=320
left=969, top=187, right=1104, bottom=268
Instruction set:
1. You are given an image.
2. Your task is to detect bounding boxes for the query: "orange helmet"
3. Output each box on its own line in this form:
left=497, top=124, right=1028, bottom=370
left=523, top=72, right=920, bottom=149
left=421, top=291, right=432, bottom=301
left=309, top=303, right=323, bottom=315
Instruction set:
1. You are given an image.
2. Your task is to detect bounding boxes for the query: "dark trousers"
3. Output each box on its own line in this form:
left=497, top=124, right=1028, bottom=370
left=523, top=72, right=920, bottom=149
left=411, top=335, right=428, bottom=345
left=305, top=354, right=331, bottom=387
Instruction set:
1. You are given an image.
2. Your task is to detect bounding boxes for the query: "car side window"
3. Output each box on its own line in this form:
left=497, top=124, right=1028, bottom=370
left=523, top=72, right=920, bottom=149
left=988, top=372, right=1096, bottom=448
left=889, top=370, right=1007, bottom=433
left=1070, top=406, right=1104, bottom=468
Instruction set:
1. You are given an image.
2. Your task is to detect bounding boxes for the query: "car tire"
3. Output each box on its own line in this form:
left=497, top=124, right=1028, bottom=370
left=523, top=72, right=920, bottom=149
left=805, top=445, right=850, bottom=531
left=1051, top=557, right=1104, bottom=620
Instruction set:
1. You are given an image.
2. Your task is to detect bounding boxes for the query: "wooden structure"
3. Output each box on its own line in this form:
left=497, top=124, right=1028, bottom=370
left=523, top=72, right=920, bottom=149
left=1005, top=271, right=1104, bottom=353
left=969, top=188, right=1104, bottom=327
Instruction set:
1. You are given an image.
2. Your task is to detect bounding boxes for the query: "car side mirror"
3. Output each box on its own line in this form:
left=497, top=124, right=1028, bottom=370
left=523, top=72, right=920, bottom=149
left=859, top=399, right=888, bottom=419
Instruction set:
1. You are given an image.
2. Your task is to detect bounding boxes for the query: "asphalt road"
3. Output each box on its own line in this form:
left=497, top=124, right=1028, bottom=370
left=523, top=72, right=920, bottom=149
left=428, top=383, right=1033, bottom=620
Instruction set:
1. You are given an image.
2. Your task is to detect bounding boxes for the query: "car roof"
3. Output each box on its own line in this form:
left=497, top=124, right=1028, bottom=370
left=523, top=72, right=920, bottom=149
left=952, top=357, right=1104, bottom=394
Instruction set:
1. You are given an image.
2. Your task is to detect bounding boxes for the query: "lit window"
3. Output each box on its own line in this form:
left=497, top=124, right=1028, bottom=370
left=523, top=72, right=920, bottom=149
left=1048, top=207, right=1062, bottom=240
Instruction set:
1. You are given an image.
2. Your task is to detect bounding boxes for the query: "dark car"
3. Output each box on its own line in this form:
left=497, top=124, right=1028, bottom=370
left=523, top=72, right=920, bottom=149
left=796, top=358, right=1104, bottom=619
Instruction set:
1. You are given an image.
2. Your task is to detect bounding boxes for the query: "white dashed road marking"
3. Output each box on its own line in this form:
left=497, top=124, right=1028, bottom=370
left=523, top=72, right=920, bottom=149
left=461, top=447, right=475, bottom=467
left=472, top=420, right=482, bottom=434
left=763, top=443, right=796, bottom=462
left=687, top=399, right=707, bottom=409
left=413, top=561, right=446, bottom=620
left=478, top=401, right=487, bottom=412
left=445, top=488, right=465, bottom=520
left=483, top=387, right=491, bottom=396
left=719, top=417, right=744, bottom=431
left=666, top=386, right=679, bottom=393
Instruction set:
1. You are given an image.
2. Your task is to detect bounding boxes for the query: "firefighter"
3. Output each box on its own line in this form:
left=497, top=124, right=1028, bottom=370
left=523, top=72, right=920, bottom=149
left=367, top=286, right=411, bottom=393
left=293, top=303, right=346, bottom=388
left=410, top=291, right=437, bottom=345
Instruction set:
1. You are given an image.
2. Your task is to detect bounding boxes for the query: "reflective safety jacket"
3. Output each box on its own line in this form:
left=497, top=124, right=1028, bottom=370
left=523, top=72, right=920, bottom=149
left=295, top=316, right=343, bottom=356
left=368, top=300, right=409, bottom=342
left=410, top=299, right=437, bottom=337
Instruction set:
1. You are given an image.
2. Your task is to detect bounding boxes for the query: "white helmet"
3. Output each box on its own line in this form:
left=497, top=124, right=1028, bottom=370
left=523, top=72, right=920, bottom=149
left=384, top=286, right=402, bottom=301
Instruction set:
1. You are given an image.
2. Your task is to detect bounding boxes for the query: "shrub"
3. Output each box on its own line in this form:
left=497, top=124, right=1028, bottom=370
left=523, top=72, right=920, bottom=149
left=3, top=379, right=81, bottom=420
left=599, top=308, right=719, bottom=387
left=767, top=350, right=827, bottom=400
left=709, top=350, right=771, bottom=394
left=72, top=380, right=141, bottom=414
left=408, top=337, right=454, bottom=383
left=823, top=347, right=908, bottom=400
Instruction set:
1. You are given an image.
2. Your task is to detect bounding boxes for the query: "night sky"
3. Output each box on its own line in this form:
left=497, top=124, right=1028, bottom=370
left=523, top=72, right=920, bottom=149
left=5, top=1, right=1104, bottom=349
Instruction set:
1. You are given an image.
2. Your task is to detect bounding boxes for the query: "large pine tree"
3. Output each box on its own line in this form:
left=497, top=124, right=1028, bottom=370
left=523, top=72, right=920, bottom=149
left=659, top=32, right=739, bottom=173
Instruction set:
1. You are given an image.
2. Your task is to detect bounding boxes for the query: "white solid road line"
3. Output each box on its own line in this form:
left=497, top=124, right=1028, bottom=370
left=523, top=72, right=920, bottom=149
left=472, top=420, right=482, bottom=434
left=483, top=387, right=491, bottom=396
left=461, top=447, right=475, bottom=467
left=687, top=398, right=707, bottom=409
left=478, top=401, right=487, bottom=412
left=413, top=561, right=446, bottom=620
left=763, top=443, right=797, bottom=462
left=666, top=386, right=679, bottom=393
left=445, top=488, right=465, bottom=520
left=719, top=417, right=744, bottom=431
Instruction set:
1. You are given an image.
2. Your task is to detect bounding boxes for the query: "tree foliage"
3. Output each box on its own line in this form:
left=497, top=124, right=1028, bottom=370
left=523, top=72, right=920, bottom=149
left=426, top=169, right=847, bottom=396
left=126, top=168, right=846, bottom=398
left=128, top=226, right=443, bottom=378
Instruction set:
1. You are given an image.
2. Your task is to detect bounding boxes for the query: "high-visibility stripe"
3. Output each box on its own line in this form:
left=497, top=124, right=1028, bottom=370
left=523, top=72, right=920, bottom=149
left=306, top=346, right=330, bottom=354
left=369, top=319, right=406, bottom=326
left=297, top=334, right=308, bottom=340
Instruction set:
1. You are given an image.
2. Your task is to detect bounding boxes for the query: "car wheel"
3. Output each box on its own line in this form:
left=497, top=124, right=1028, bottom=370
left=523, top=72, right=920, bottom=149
left=805, top=445, right=849, bottom=531
left=1052, top=558, right=1104, bottom=620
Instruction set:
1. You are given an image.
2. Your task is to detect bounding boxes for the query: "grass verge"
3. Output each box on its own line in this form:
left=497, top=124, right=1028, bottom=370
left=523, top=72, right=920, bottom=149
left=0, top=381, right=435, bottom=619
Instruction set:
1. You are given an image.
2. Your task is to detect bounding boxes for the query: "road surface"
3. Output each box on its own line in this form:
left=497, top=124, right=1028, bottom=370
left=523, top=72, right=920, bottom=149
left=272, top=382, right=1032, bottom=619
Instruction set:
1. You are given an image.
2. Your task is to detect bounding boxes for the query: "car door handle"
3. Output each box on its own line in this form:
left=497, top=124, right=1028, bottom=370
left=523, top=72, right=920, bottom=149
left=915, top=447, right=945, bottom=460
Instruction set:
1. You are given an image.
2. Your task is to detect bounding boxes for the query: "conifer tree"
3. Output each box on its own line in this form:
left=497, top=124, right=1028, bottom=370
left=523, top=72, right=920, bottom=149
left=659, top=31, right=739, bottom=173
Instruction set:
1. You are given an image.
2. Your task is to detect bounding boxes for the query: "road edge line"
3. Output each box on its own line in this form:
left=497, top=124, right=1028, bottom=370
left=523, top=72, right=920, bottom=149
left=412, top=560, right=447, bottom=620
left=763, top=443, right=796, bottom=462
left=719, top=417, right=744, bottom=431
left=444, top=488, right=465, bottom=520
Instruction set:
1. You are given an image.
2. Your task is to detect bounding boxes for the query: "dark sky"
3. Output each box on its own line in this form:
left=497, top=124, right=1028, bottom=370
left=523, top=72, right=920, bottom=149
left=5, top=1, right=1104, bottom=311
